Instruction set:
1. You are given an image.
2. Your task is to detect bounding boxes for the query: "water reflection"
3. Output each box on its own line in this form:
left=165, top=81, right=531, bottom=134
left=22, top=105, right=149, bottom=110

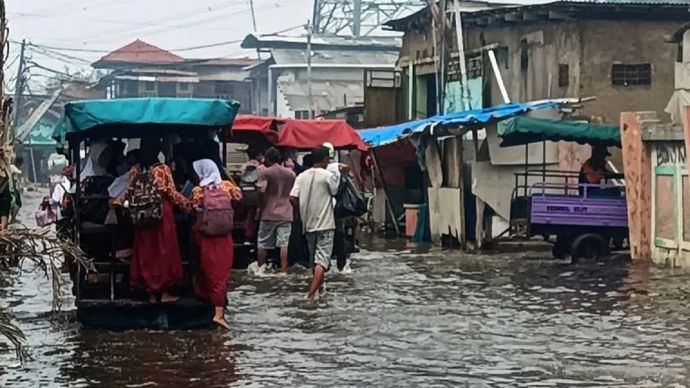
left=2, top=230, right=690, bottom=386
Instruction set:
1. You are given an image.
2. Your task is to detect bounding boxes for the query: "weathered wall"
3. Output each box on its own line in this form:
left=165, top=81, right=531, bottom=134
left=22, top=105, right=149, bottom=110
left=579, top=20, right=678, bottom=124
left=194, top=81, right=252, bottom=114
left=464, top=22, right=582, bottom=105
left=398, top=18, right=680, bottom=121
left=647, top=138, right=690, bottom=267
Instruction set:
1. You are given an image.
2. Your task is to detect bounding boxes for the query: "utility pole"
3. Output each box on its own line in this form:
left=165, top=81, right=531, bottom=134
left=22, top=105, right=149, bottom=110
left=12, top=39, right=26, bottom=135
left=248, top=0, right=261, bottom=60
left=352, top=0, right=362, bottom=36
left=249, top=0, right=258, bottom=32
left=305, top=20, right=313, bottom=119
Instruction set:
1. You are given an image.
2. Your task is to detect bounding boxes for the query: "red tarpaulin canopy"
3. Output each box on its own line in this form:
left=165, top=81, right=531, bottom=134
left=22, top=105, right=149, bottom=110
left=225, top=116, right=367, bottom=152
left=278, top=119, right=367, bottom=151
left=225, top=115, right=283, bottom=144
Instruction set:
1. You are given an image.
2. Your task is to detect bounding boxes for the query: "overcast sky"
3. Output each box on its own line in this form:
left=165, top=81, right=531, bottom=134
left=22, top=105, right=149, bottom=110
left=5, top=0, right=547, bottom=93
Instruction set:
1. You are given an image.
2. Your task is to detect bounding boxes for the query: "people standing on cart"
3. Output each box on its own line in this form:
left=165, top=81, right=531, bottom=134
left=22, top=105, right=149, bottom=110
left=290, top=146, right=341, bottom=300
left=125, top=137, right=190, bottom=304
left=189, top=159, right=242, bottom=329
left=256, top=147, right=296, bottom=274
left=108, top=150, right=141, bottom=263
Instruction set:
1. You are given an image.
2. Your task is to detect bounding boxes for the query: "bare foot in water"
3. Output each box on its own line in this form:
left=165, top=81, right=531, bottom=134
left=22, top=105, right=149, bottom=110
left=213, top=317, right=230, bottom=330
left=160, top=293, right=179, bottom=303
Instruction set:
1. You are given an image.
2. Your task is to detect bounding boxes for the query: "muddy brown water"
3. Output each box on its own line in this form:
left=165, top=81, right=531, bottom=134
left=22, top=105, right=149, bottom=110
left=2, top=191, right=690, bottom=387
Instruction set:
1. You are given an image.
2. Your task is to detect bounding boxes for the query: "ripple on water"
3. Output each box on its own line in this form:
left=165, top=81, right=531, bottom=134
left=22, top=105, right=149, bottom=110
left=3, top=199, right=690, bottom=387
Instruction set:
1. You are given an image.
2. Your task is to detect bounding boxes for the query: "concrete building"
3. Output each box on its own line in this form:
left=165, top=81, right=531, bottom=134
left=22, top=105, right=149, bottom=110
left=620, top=23, right=690, bottom=268
left=386, top=1, right=689, bottom=123
left=240, top=34, right=400, bottom=118
left=92, top=40, right=257, bottom=114
left=375, top=0, right=690, bottom=246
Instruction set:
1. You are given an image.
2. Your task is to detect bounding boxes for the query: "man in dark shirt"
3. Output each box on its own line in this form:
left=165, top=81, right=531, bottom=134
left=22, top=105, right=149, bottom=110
left=256, top=147, right=296, bottom=273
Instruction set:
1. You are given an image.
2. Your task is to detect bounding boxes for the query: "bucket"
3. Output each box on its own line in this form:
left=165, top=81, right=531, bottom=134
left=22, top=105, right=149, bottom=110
left=403, top=203, right=421, bottom=238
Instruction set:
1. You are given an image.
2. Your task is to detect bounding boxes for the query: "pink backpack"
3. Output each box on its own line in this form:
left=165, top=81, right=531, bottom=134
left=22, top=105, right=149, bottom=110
left=198, top=186, right=234, bottom=237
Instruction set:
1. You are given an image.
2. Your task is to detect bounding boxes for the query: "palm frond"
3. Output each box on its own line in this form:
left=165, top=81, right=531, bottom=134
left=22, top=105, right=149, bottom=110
left=0, top=227, right=93, bottom=361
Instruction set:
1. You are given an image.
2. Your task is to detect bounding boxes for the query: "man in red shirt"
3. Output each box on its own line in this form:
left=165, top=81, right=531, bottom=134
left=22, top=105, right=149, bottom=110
left=256, top=147, right=296, bottom=273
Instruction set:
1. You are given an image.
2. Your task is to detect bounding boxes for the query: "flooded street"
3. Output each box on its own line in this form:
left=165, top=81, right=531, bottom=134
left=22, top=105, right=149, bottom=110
left=2, top=192, right=690, bottom=387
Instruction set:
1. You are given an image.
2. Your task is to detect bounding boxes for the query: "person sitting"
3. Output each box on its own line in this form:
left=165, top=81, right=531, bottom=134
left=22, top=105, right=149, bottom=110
left=79, top=140, right=116, bottom=224
left=125, top=137, right=190, bottom=304
left=189, top=159, right=242, bottom=329
left=578, top=145, right=620, bottom=197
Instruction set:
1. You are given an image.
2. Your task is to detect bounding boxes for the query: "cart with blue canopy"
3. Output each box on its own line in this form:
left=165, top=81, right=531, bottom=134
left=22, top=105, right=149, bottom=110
left=54, top=97, right=239, bottom=330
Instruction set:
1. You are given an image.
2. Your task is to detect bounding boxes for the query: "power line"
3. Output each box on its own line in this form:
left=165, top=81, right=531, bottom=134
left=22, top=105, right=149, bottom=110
left=56, top=0, right=245, bottom=44
left=76, top=1, right=271, bottom=45
left=20, top=39, right=246, bottom=54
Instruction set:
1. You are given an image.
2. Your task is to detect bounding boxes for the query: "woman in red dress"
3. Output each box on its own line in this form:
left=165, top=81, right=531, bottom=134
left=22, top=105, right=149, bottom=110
left=125, top=137, right=190, bottom=303
left=190, top=159, right=242, bottom=329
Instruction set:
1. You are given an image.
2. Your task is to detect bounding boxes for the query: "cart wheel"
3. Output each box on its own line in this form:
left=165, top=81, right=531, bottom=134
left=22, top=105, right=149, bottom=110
left=552, top=241, right=569, bottom=260
left=571, top=234, right=609, bottom=262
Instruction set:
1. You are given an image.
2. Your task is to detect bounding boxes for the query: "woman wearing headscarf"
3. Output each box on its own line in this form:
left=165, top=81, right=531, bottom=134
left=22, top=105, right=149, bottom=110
left=125, top=137, right=190, bottom=304
left=189, top=159, right=242, bottom=329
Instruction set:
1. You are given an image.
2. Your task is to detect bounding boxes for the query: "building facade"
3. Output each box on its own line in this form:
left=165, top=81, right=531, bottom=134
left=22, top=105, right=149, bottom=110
left=386, top=1, right=689, bottom=123
left=241, top=34, right=400, bottom=118
left=92, top=40, right=257, bottom=114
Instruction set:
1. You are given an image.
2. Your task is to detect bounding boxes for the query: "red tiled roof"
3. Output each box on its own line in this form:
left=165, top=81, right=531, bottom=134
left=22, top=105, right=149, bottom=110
left=93, top=39, right=184, bottom=67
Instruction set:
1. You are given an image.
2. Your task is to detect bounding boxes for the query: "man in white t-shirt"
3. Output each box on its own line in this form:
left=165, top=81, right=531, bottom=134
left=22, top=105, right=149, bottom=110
left=290, top=146, right=340, bottom=300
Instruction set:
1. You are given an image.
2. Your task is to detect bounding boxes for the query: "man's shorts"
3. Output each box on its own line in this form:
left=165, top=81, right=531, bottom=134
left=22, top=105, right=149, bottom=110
left=257, top=221, right=292, bottom=249
left=306, top=230, right=335, bottom=270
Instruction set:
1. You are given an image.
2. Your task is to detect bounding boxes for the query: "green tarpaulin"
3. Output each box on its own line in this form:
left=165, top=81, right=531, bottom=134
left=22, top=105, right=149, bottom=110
left=498, top=116, right=621, bottom=147
left=54, top=98, right=240, bottom=142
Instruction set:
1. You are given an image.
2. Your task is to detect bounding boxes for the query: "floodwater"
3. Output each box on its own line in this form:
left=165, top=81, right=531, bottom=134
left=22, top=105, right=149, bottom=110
left=2, top=191, right=690, bottom=387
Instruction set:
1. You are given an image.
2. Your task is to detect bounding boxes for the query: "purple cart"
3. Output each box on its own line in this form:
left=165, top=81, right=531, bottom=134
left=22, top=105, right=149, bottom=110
left=510, top=172, right=628, bottom=260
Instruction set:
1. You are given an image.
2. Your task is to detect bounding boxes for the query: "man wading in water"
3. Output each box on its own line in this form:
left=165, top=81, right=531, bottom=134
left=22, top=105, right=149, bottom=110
left=290, top=146, right=340, bottom=300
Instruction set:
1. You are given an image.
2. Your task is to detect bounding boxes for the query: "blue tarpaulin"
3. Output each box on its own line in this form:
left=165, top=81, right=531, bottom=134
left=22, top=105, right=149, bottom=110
left=359, top=101, right=560, bottom=147
left=359, top=118, right=432, bottom=147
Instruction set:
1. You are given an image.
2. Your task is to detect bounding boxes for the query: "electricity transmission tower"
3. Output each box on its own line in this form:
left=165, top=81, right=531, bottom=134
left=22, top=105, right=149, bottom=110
left=312, top=0, right=426, bottom=36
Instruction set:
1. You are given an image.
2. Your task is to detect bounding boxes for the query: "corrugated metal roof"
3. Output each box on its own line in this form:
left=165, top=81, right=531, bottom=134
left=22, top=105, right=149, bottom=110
left=386, top=0, right=690, bottom=31
left=241, top=33, right=401, bottom=51
left=557, top=0, right=690, bottom=3
left=271, top=48, right=398, bottom=66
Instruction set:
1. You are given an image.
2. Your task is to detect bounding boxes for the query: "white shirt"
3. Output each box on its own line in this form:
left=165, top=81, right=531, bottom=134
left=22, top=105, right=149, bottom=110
left=290, top=167, right=339, bottom=233
left=51, top=176, right=74, bottom=220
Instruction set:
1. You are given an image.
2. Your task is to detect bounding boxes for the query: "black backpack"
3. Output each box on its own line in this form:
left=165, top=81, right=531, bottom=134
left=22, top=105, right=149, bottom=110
left=334, top=175, right=367, bottom=219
